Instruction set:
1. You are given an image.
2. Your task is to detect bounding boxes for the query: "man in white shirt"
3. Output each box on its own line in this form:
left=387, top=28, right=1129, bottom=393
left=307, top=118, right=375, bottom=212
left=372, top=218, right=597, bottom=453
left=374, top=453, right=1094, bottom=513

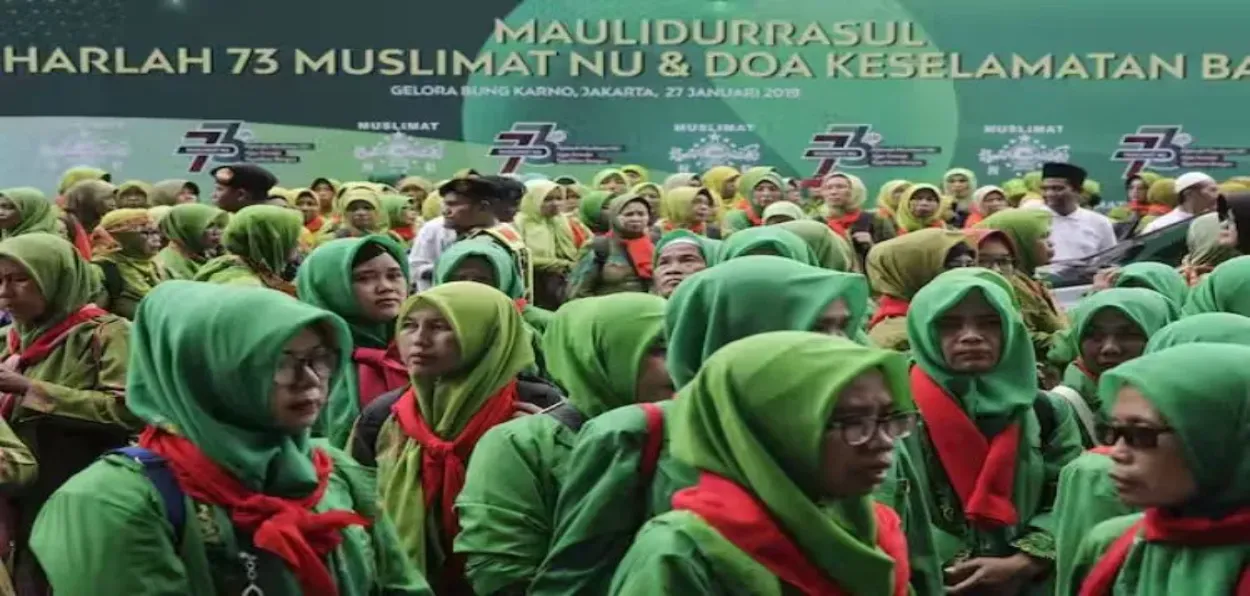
left=1041, top=162, right=1117, bottom=272
left=1140, top=172, right=1218, bottom=234
left=408, top=215, right=457, bottom=292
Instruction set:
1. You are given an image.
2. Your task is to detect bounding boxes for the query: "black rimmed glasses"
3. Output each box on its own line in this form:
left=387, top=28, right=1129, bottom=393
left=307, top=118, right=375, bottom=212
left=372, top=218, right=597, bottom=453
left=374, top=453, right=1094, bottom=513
left=827, top=412, right=919, bottom=446
left=274, top=350, right=338, bottom=385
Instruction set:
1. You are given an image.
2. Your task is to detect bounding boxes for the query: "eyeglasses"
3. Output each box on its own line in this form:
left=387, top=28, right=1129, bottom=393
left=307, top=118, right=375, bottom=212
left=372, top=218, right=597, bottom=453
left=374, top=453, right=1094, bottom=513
left=978, top=257, right=1016, bottom=272
left=827, top=412, right=918, bottom=447
left=274, top=350, right=338, bottom=384
left=1096, top=423, right=1175, bottom=449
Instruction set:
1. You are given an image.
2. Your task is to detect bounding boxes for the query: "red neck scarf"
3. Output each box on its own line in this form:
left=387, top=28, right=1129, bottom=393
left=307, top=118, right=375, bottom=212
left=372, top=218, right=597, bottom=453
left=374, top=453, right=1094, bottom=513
left=139, top=428, right=369, bottom=596
left=70, top=219, right=94, bottom=259
left=1127, top=199, right=1150, bottom=216
left=390, top=380, right=519, bottom=571
left=744, top=203, right=763, bottom=226
left=661, top=219, right=707, bottom=236
left=868, top=296, right=910, bottom=330
left=825, top=209, right=862, bottom=239
left=1080, top=507, right=1250, bottom=596
left=1147, top=203, right=1173, bottom=216
left=672, top=473, right=910, bottom=596
left=305, top=215, right=325, bottom=234
left=351, top=344, right=408, bottom=409
left=568, top=219, right=589, bottom=247
left=609, top=232, right=655, bottom=279
left=6, top=305, right=108, bottom=370
left=391, top=225, right=415, bottom=242
left=962, top=212, right=985, bottom=229
left=911, top=367, right=1020, bottom=529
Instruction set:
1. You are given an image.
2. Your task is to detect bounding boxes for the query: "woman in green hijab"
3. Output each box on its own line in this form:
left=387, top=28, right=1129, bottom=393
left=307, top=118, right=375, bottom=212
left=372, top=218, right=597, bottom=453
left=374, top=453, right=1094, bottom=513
left=575, top=189, right=615, bottom=235
left=156, top=203, right=228, bottom=279
left=351, top=282, right=562, bottom=594
left=630, top=182, right=664, bottom=223
left=905, top=273, right=1082, bottom=595
left=895, top=184, right=949, bottom=233
left=149, top=179, right=197, bottom=206
left=566, top=194, right=654, bottom=299
left=975, top=208, right=1068, bottom=360
left=380, top=193, right=420, bottom=249
left=56, top=166, right=109, bottom=197
left=652, top=229, right=715, bottom=299
left=1061, top=345, right=1250, bottom=595
left=0, top=187, right=59, bottom=239
left=1147, top=312, right=1250, bottom=351
left=592, top=168, right=629, bottom=195
left=323, top=186, right=392, bottom=244
left=1182, top=255, right=1250, bottom=317
left=722, top=168, right=784, bottom=235
left=820, top=173, right=898, bottom=252
left=193, top=205, right=303, bottom=295
left=1110, top=262, right=1189, bottom=311
left=515, top=180, right=584, bottom=308
left=455, top=293, right=671, bottom=595
left=866, top=228, right=975, bottom=350
left=611, top=332, right=915, bottom=596
left=435, top=238, right=554, bottom=334
left=535, top=257, right=945, bottom=596
left=654, top=186, right=719, bottom=239
left=1179, top=212, right=1238, bottom=286
left=761, top=200, right=806, bottom=224
left=114, top=180, right=152, bottom=209
left=943, top=168, right=978, bottom=221
left=0, top=233, right=140, bottom=592
left=777, top=219, right=855, bottom=272
left=717, top=225, right=817, bottom=265
left=296, top=236, right=410, bottom=448
left=90, top=208, right=170, bottom=319
left=29, top=281, right=432, bottom=596
left=620, top=164, right=649, bottom=185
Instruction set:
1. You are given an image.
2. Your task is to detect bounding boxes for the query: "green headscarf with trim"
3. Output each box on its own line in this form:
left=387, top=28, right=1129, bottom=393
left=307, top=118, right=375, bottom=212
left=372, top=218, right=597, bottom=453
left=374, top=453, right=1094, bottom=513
left=895, top=184, right=946, bottom=232
left=0, top=187, right=59, bottom=238
left=718, top=225, right=816, bottom=266
left=654, top=229, right=717, bottom=268
left=670, top=331, right=910, bottom=596
left=379, top=193, right=416, bottom=230
left=938, top=267, right=1022, bottom=310
left=906, top=273, right=1037, bottom=420
left=1065, top=288, right=1176, bottom=412
left=620, top=164, right=650, bottom=183
left=222, top=204, right=304, bottom=274
left=296, top=236, right=410, bottom=349
left=943, top=167, right=978, bottom=202
left=543, top=293, right=666, bottom=418
left=127, top=280, right=353, bottom=496
left=821, top=172, right=869, bottom=216
left=577, top=190, right=615, bottom=234
left=665, top=255, right=870, bottom=387
left=777, top=220, right=853, bottom=272
left=1113, top=262, right=1188, bottom=311
left=975, top=208, right=1053, bottom=274
left=1146, top=313, right=1250, bottom=352
left=157, top=203, right=228, bottom=278
left=866, top=228, right=971, bottom=300
left=1182, top=255, right=1250, bottom=317
left=0, top=233, right=104, bottom=348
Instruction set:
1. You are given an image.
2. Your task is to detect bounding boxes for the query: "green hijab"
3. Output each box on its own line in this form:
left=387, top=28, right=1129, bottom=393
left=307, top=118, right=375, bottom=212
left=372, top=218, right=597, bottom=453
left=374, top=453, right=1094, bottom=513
left=654, top=229, right=717, bottom=268
left=434, top=239, right=525, bottom=299
left=1101, top=344, right=1250, bottom=515
left=516, top=180, right=578, bottom=261
left=0, top=187, right=59, bottom=238
left=543, top=293, right=666, bottom=418
left=1146, top=313, right=1250, bottom=353
left=620, top=164, right=650, bottom=183
left=777, top=220, right=852, bottom=272
left=939, top=267, right=1022, bottom=309
left=222, top=205, right=304, bottom=274
left=943, top=167, right=978, bottom=202
left=1113, top=262, right=1188, bottom=310
left=666, top=255, right=870, bottom=387
left=159, top=203, right=227, bottom=257
left=906, top=273, right=1037, bottom=420
left=296, top=236, right=410, bottom=349
left=659, top=187, right=712, bottom=230
left=592, top=168, right=627, bottom=190
left=57, top=166, right=109, bottom=195
left=577, top=190, right=615, bottom=234
left=379, top=193, right=415, bottom=229
left=738, top=168, right=784, bottom=214
left=761, top=201, right=806, bottom=223
left=127, top=280, right=353, bottom=496
left=895, top=184, right=945, bottom=232
left=867, top=228, right=971, bottom=300
left=1185, top=212, right=1239, bottom=269
left=671, top=331, right=911, bottom=596
left=0, top=233, right=104, bottom=348
left=975, top=208, right=1053, bottom=274
left=1182, top=255, right=1250, bottom=317
left=718, top=226, right=816, bottom=265
left=149, top=179, right=189, bottom=207
left=1073, top=288, right=1175, bottom=348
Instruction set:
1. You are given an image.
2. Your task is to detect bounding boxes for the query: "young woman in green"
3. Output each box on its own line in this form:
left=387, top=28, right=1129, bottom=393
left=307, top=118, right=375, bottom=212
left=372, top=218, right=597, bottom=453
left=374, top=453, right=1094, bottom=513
left=29, top=281, right=431, bottom=596
left=454, top=293, right=672, bottom=595
left=866, top=228, right=976, bottom=351
left=1063, top=344, right=1250, bottom=595
left=193, top=204, right=304, bottom=295
left=296, top=236, right=410, bottom=448
left=905, top=273, right=1082, bottom=595
left=155, top=203, right=227, bottom=279
left=610, top=332, right=914, bottom=595
left=435, top=238, right=554, bottom=334
left=90, top=208, right=169, bottom=319
left=722, top=169, right=785, bottom=235
left=0, top=233, right=139, bottom=593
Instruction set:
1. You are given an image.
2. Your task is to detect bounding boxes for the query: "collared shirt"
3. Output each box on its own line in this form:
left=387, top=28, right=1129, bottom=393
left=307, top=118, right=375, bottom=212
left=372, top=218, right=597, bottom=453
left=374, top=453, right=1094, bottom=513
left=1046, top=206, right=1117, bottom=265
left=408, top=216, right=457, bottom=291
left=1140, top=207, right=1194, bottom=235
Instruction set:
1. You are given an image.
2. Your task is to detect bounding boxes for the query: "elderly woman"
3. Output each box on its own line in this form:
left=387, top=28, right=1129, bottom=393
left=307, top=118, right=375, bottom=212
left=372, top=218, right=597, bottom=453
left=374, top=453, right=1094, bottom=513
left=567, top=194, right=655, bottom=299
left=193, top=205, right=304, bottom=295
left=0, top=187, right=59, bottom=240
left=90, top=208, right=169, bottom=319
left=652, top=230, right=715, bottom=299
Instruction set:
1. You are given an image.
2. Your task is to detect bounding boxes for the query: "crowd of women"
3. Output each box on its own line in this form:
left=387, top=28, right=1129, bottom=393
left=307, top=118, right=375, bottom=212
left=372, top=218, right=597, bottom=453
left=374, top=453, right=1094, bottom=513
left=0, top=158, right=1248, bottom=595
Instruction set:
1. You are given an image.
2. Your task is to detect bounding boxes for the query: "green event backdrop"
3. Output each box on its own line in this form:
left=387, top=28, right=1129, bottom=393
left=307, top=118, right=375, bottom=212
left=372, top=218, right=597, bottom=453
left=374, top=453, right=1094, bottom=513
left=1, top=0, right=1248, bottom=198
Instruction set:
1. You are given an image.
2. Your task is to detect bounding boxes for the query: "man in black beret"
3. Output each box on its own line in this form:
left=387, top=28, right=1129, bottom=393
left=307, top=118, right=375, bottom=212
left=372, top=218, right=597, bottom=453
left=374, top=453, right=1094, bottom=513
left=438, top=175, right=534, bottom=299
left=210, top=164, right=278, bottom=213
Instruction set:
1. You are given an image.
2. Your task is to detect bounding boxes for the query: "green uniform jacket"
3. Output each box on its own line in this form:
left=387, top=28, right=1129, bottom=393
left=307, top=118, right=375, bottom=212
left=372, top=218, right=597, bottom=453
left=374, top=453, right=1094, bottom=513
left=30, top=446, right=432, bottom=596
left=1052, top=452, right=1135, bottom=591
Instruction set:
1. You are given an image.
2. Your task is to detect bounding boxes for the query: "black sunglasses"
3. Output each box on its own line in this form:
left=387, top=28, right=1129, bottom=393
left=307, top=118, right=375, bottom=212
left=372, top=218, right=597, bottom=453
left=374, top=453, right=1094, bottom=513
left=1096, top=423, right=1175, bottom=449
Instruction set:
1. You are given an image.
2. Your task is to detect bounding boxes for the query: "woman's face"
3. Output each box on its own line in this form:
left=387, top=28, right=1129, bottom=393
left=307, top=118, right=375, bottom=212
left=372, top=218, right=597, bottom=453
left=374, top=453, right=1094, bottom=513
left=0, top=257, right=46, bottom=323
left=0, top=198, right=20, bottom=230
left=1128, top=178, right=1148, bottom=203
left=177, top=185, right=199, bottom=204
left=752, top=181, right=782, bottom=209
left=909, top=189, right=940, bottom=219
left=1034, top=231, right=1055, bottom=266
left=936, top=291, right=1002, bottom=374
left=1080, top=309, right=1147, bottom=376
left=313, top=182, right=335, bottom=205
left=691, top=195, right=712, bottom=222
left=634, top=341, right=675, bottom=403
left=638, top=188, right=661, bottom=220
left=624, top=170, right=643, bottom=186
left=270, top=326, right=338, bottom=433
left=449, top=256, right=498, bottom=287
left=654, top=242, right=707, bottom=298
left=980, top=191, right=1007, bottom=216
left=786, top=185, right=803, bottom=203
left=296, top=195, right=320, bottom=224
left=1219, top=218, right=1239, bottom=248
left=976, top=237, right=1016, bottom=275
left=347, top=200, right=378, bottom=230
left=943, top=244, right=976, bottom=269
left=891, top=185, right=908, bottom=200
left=617, top=200, right=650, bottom=236
left=820, top=369, right=899, bottom=498
left=1108, top=386, right=1197, bottom=508
left=201, top=223, right=224, bottom=255
left=135, top=223, right=165, bottom=257
left=397, top=305, right=463, bottom=378
left=117, top=190, right=148, bottom=209
left=946, top=174, right=970, bottom=196
left=561, top=187, right=581, bottom=214
left=822, top=176, right=852, bottom=207
left=722, top=176, right=739, bottom=199
left=600, top=174, right=627, bottom=194
left=812, top=298, right=853, bottom=338
left=352, top=252, right=408, bottom=322
left=540, top=188, right=563, bottom=218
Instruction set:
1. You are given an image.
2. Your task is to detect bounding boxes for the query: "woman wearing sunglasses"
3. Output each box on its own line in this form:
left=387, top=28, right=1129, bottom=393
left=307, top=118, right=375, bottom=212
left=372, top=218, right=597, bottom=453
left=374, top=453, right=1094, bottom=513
left=905, top=272, right=1083, bottom=595
left=1062, top=344, right=1250, bottom=595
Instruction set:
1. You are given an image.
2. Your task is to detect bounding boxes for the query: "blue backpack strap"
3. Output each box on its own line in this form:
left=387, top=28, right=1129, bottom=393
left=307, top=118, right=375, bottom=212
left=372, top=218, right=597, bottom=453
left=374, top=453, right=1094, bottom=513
left=112, top=446, right=186, bottom=542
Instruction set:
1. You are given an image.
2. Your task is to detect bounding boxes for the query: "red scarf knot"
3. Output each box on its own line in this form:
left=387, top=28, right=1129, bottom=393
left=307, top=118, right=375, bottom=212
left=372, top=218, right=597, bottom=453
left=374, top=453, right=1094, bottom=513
left=910, top=367, right=1020, bottom=529
left=512, top=298, right=528, bottom=313
left=351, top=344, right=408, bottom=409
left=745, top=203, right=763, bottom=226
left=868, top=296, right=910, bottom=330
left=138, top=427, right=369, bottom=596
left=608, top=231, right=656, bottom=279
left=825, top=209, right=862, bottom=239
left=6, top=304, right=108, bottom=371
